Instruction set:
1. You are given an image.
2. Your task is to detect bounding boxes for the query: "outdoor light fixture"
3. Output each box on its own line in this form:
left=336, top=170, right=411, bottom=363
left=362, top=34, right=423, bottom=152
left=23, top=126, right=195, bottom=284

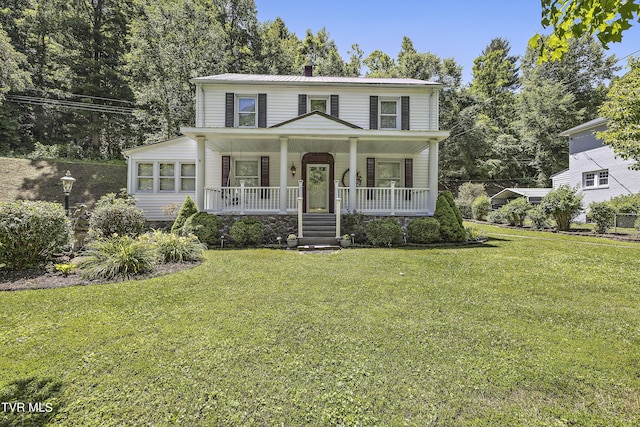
left=60, top=170, right=76, bottom=216
left=290, top=162, right=297, bottom=177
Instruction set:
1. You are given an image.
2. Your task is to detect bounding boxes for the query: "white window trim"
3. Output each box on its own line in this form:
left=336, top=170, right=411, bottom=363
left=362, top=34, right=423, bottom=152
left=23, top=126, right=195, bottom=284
left=583, top=169, right=609, bottom=189
left=134, top=161, right=196, bottom=193
left=308, top=96, right=329, bottom=113
left=376, top=159, right=402, bottom=187
left=379, top=98, right=399, bottom=130
left=234, top=158, right=260, bottom=187
left=236, top=95, right=257, bottom=128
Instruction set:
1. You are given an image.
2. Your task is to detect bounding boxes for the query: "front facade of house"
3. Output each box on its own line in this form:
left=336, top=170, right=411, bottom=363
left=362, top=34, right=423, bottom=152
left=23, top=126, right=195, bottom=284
left=124, top=73, right=449, bottom=221
left=559, top=118, right=640, bottom=221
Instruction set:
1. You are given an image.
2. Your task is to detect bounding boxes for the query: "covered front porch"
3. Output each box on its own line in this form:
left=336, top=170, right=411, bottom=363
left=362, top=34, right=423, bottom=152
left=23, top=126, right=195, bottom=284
left=182, top=113, right=447, bottom=217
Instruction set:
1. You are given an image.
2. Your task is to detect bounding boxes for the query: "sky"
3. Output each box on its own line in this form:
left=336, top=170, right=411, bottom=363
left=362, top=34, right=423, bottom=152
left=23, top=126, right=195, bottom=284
left=254, top=0, right=640, bottom=84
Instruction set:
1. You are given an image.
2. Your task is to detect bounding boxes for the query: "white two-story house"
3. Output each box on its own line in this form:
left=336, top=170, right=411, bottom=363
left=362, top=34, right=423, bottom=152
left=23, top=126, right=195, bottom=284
left=124, top=70, right=449, bottom=229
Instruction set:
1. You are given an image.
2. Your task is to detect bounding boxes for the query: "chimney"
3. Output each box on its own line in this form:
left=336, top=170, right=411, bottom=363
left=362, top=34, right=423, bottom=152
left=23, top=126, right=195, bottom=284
left=304, top=65, right=313, bottom=77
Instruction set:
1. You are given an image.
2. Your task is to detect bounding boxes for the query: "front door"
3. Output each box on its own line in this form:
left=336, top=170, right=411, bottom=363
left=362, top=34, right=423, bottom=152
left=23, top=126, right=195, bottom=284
left=306, top=164, right=329, bottom=213
left=301, top=152, right=335, bottom=213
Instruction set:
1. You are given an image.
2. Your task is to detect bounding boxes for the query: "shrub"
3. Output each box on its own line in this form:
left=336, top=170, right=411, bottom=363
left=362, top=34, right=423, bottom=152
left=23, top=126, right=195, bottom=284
left=89, top=201, right=146, bottom=239
left=181, top=212, right=222, bottom=246
left=502, top=198, right=531, bottom=227
left=0, top=201, right=71, bottom=270
left=455, top=182, right=487, bottom=218
left=78, top=235, right=160, bottom=281
left=472, top=195, right=492, bottom=221
left=230, top=217, right=264, bottom=246
left=341, top=211, right=366, bottom=243
left=539, top=185, right=584, bottom=231
left=588, top=201, right=615, bottom=234
left=366, top=219, right=404, bottom=247
left=527, top=206, right=549, bottom=230
left=434, top=192, right=466, bottom=242
left=608, top=193, right=640, bottom=214
left=465, top=227, right=486, bottom=241
left=488, top=208, right=507, bottom=224
left=407, top=217, right=440, bottom=243
left=140, top=230, right=205, bottom=263
left=171, top=196, right=198, bottom=233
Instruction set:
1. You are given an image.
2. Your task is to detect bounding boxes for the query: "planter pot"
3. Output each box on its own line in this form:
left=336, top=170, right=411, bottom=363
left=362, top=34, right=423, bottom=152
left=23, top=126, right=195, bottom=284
left=287, top=239, right=298, bottom=248
left=339, top=239, right=351, bottom=248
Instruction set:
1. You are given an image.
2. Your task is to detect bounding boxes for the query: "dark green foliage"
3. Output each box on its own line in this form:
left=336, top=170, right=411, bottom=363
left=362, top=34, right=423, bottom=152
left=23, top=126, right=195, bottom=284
left=365, top=219, right=404, bottom=247
left=608, top=193, right=640, bottom=213
left=0, top=201, right=71, bottom=269
left=588, top=201, right=614, bottom=234
left=181, top=212, right=222, bottom=246
left=539, top=185, right=584, bottom=231
left=230, top=217, right=264, bottom=247
left=407, top=217, right=440, bottom=244
left=78, top=235, right=160, bottom=280
left=140, top=230, right=205, bottom=263
left=471, top=195, right=491, bottom=221
left=171, top=196, right=198, bottom=234
left=434, top=192, right=466, bottom=242
left=341, top=211, right=366, bottom=243
left=89, top=193, right=146, bottom=238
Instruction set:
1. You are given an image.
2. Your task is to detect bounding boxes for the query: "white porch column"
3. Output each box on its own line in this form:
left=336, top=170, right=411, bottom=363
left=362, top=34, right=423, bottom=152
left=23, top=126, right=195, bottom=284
left=279, top=137, right=288, bottom=214
left=196, top=136, right=205, bottom=211
left=428, top=140, right=439, bottom=215
left=349, top=137, right=358, bottom=212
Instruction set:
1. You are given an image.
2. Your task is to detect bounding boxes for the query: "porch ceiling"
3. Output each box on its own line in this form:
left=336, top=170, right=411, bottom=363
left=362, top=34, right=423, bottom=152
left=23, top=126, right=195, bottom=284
left=181, top=127, right=449, bottom=154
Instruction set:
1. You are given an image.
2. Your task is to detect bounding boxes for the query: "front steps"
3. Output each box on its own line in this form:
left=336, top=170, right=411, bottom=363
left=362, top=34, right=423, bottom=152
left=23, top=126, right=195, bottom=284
left=298, top=213, right=340, bottom=248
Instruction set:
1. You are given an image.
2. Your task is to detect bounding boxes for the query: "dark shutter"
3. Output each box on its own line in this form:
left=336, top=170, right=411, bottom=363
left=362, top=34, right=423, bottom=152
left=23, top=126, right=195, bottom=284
left=366, top=157, right=375, bottom=199
left=222, top=156, right=231, bottom=187
left=298, top=94, right=307, bottom=116
left=401, top=96, right=410, bottom=130
left=260, top=156, right=269, bottom=198
left=258, top=93, right=267, bottom=128
left=369, top=96, right=378, bottom=129
left=404, top=158, right=413, bottom=200
left=225, top=93, right=234, bottom=127
left=330, top=95, right=339, bottom=118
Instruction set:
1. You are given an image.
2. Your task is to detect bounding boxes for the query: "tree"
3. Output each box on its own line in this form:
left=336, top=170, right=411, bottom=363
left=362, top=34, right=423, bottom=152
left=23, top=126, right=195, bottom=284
left=363, top=50, right=396, bottom=77
left=127, top=0, right=227, bottom=142
left=597, top=58, right=640, bottom=169
left=539, top=185, right=584, bottom=231
left=530, top=0, right=640, bottom=61
left=0, top=24, right=30, bottom=105
left=295, top=28, right=345, bottom=76
left=256, top=17, right=298, bottom=75
left=213, top=0, right=261, bottom=73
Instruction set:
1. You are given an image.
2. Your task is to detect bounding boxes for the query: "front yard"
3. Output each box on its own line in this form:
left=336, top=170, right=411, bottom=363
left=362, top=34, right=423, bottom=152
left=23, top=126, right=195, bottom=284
left=1, top=224, right=639, bottom=426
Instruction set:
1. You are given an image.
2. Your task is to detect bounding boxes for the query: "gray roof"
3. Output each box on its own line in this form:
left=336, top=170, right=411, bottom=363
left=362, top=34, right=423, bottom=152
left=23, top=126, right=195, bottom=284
left=190, top=73, right=440, bottom=87
left=559, top=117, right=607, bottom=136
left=491, top=188, right=552, bottom=200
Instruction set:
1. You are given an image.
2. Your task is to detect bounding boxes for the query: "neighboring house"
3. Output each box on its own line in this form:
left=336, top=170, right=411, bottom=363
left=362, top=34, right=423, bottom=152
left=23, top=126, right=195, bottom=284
left=559, top=117, right=640, bottom=221
left=124, top=70, right=449, bottom=224
left=490, top=188, right=552, bottom=208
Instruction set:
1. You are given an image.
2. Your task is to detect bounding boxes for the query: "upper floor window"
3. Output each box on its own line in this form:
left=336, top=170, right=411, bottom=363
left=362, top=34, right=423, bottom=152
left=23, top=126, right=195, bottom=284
left=380, top=99, right=398, bottom=129
left=584, top=170, right=609, bottom=189
left=237, top=96, right=256, bottom=127
left=309, top=97, right=328, bottom=113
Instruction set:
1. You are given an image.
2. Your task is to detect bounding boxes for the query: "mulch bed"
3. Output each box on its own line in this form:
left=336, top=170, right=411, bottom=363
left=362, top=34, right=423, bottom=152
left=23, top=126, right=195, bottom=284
left=0, top=262, right=201, bottom=292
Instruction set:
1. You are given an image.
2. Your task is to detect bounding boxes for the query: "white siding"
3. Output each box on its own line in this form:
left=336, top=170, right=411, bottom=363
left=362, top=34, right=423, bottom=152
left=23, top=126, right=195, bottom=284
left=201, top=84, right=436, bottom=130
left=551, top=170, right=570, bottom=189
left=133, top=193, right=194, bottom=221
left=569, top=145, right=640, bottom=221
left=413, top=149, right=430, bottom=188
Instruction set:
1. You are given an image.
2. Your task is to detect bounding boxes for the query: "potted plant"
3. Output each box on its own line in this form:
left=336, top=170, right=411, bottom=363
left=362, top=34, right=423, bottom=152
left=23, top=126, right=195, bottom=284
left=286, top=234, right=298, bottom=248
left=339, top=234, right=351, bottom=248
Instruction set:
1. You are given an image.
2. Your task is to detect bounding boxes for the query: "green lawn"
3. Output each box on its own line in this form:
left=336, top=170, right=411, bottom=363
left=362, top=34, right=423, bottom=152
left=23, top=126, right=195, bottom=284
left=1, top=225, right=639, bottom=426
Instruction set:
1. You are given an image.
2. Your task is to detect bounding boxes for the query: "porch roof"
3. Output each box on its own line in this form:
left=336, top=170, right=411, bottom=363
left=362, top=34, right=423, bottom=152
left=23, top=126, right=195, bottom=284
left=181, top=126, right=449, bottom=154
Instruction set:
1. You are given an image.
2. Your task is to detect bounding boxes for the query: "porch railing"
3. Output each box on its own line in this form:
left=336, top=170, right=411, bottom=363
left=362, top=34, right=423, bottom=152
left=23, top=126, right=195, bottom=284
left=339, top=185, right=431, bottom=214
left=204, top=182, right=430, bottom=214
left=204, top=183, right=298, bottom=213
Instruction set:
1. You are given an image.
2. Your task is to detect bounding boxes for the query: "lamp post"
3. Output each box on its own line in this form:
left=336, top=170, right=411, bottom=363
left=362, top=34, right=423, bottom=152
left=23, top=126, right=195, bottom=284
left=60, top=170, right=76, bottom=216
